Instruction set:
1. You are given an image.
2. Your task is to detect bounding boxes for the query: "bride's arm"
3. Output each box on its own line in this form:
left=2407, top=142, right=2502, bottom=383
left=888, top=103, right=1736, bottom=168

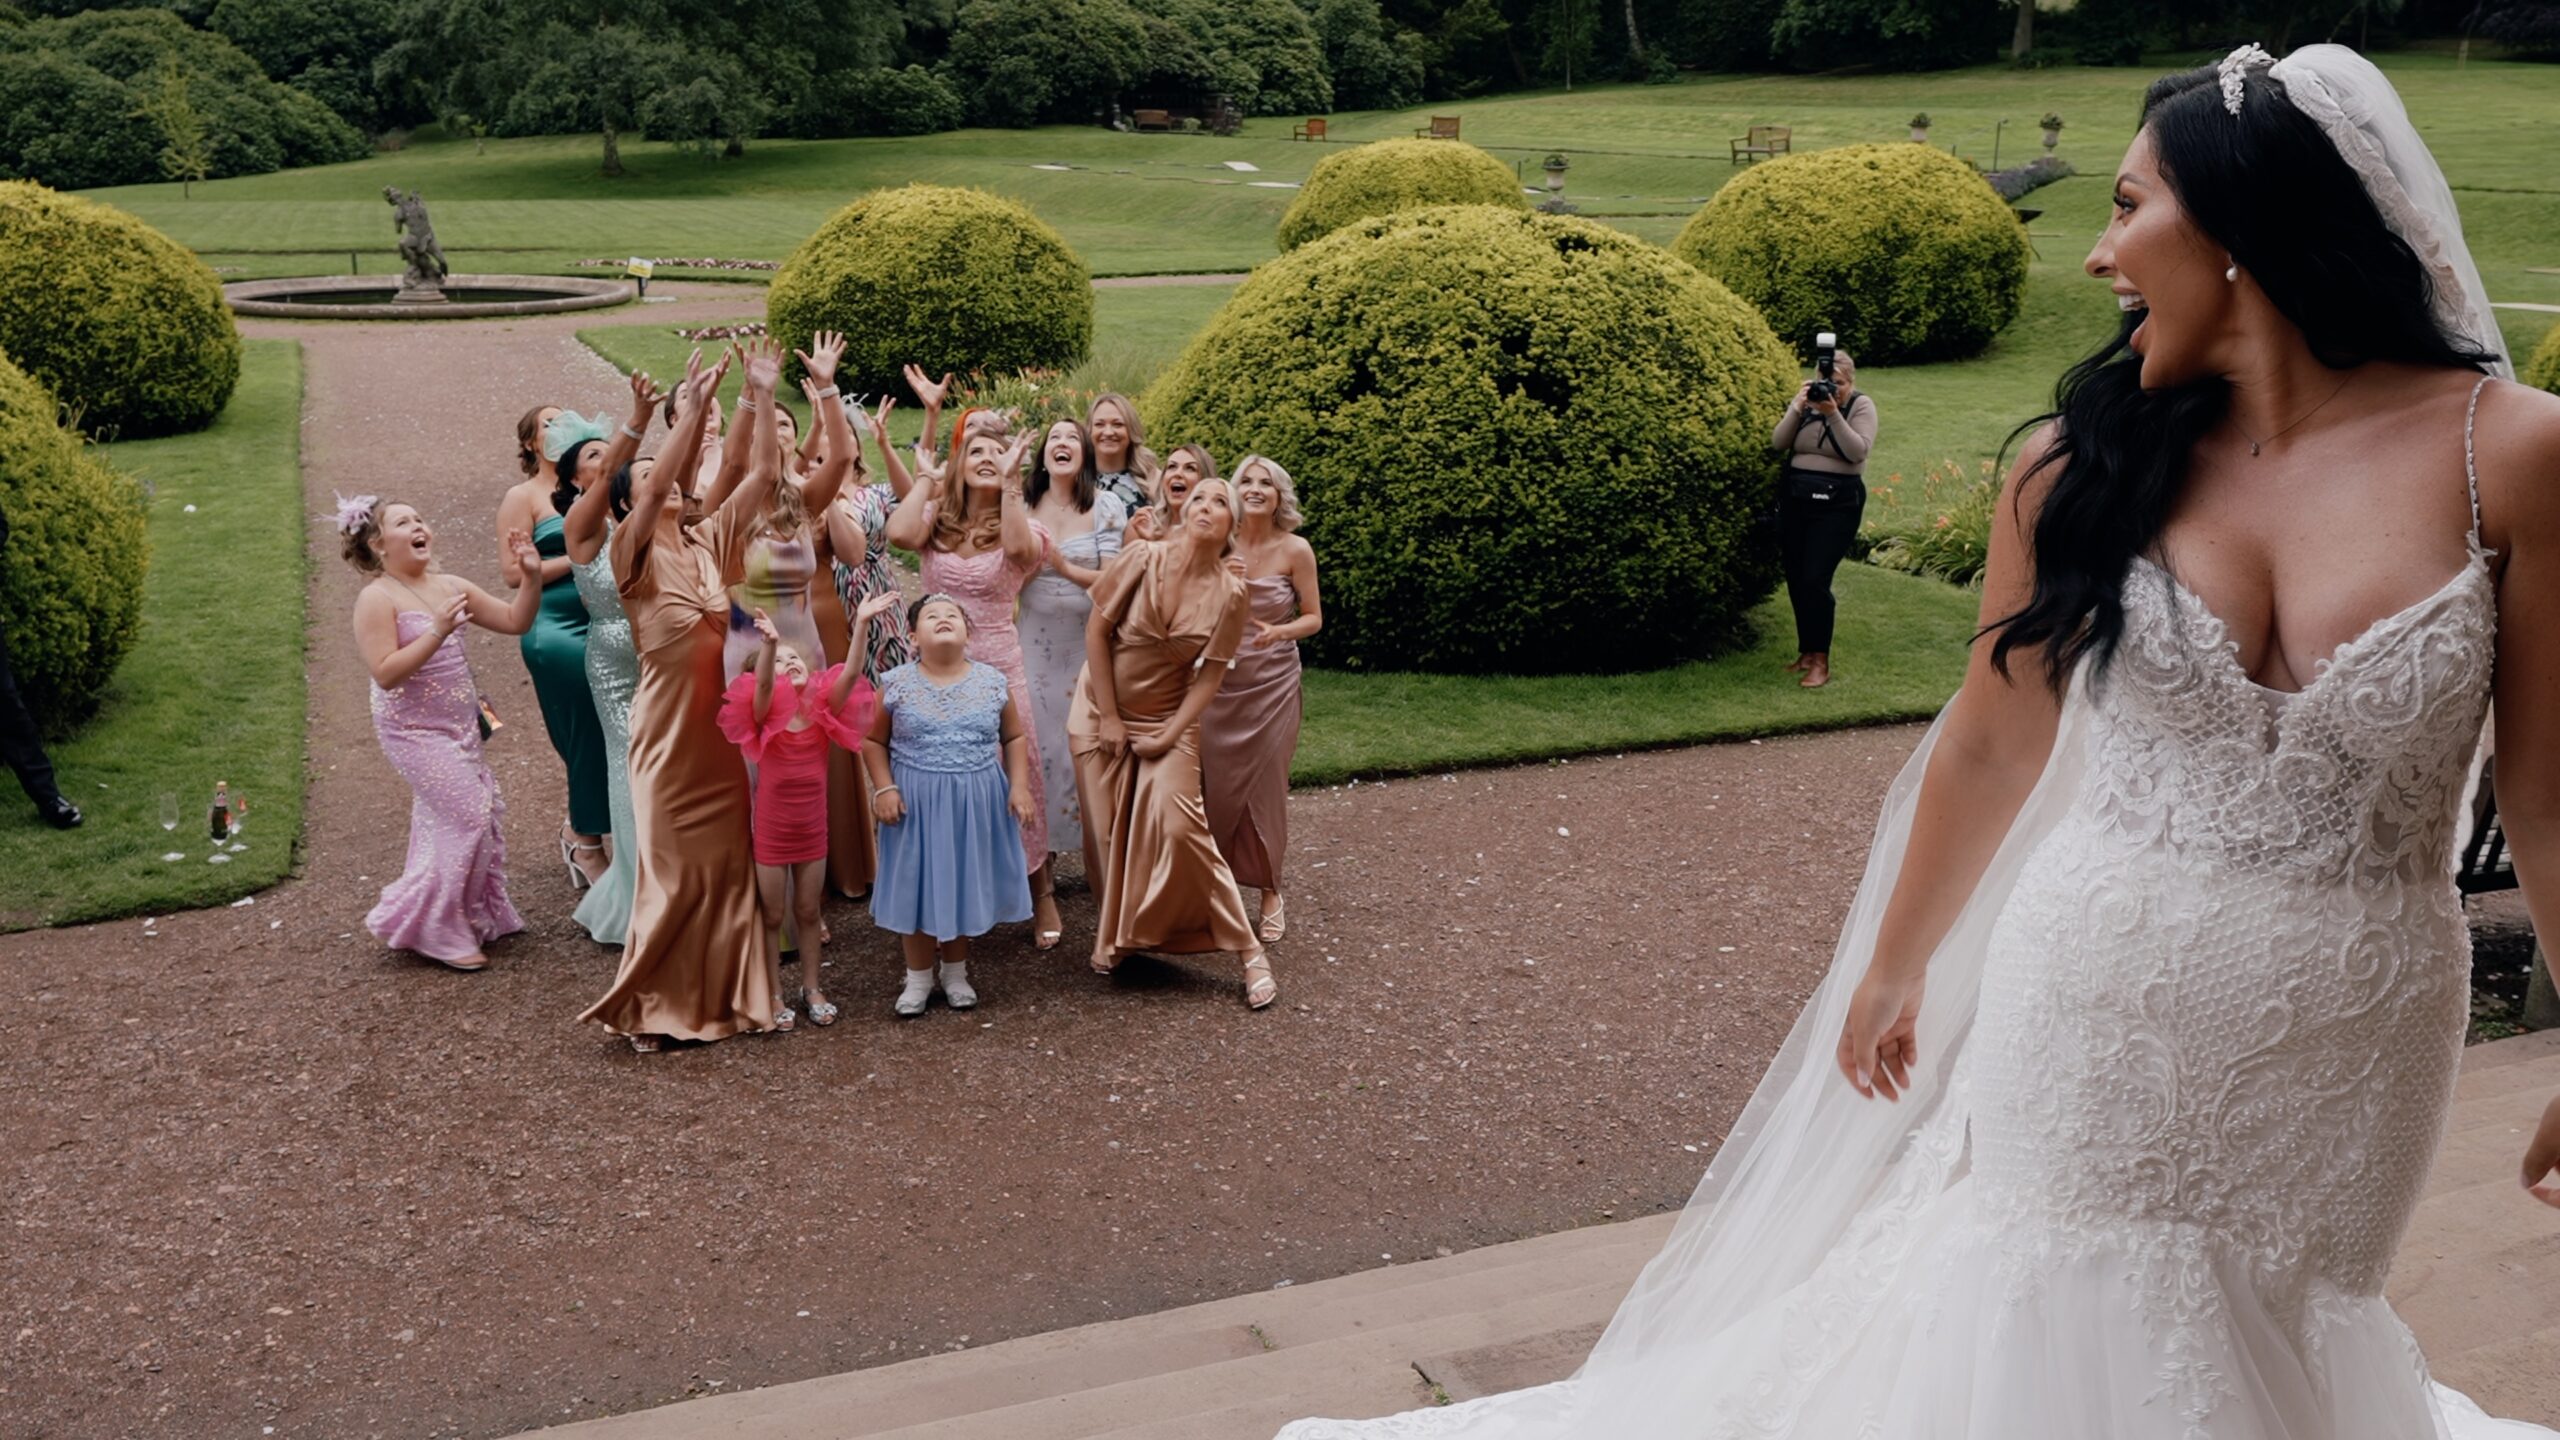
left=2470, top=383, right=2560, bottom=1204
left=1838, top=428, right=2067, bottom=1102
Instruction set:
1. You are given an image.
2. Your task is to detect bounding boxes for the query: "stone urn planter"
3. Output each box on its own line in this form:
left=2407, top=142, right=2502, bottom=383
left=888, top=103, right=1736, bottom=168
left=2040, top=113, right=2063, bottom=152
left=1909, top=113, right=1932, bottom=143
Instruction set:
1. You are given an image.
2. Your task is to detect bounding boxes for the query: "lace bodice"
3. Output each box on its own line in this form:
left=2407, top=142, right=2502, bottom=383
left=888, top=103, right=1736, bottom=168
left=878, top=660, right=1010, bottom=774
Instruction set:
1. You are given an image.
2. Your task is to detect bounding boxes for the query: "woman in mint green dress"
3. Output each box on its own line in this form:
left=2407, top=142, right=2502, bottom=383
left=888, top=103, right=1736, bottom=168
left=566, top=462, right=642, bottom=945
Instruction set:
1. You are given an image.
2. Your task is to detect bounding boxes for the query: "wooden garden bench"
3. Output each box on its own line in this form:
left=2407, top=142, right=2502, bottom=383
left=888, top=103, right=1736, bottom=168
left=1133, top=109, right=1172, bottom=132
left=1730, top=125, right=1792, bottom=163
left=1415, top=115, right=1461, bottom=140
left=1293, top=117, right=1328, bottom=141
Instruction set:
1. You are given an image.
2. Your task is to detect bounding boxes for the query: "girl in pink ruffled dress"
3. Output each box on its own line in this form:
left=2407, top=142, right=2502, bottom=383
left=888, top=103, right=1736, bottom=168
left=717, top=596, right=898, bottom=1026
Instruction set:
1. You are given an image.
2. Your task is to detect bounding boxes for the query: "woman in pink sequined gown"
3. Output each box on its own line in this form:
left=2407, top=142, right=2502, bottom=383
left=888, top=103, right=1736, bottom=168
left=885, top=413, right=1064, bottom=946
left=343, top=497, right=544, bottom=971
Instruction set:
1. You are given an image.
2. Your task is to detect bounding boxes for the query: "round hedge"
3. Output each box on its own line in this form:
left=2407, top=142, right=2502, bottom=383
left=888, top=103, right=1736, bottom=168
left=0, top=348, right=149, bottom=734
left=767, top=184, right=1092, bottom=394
left=2525, top=324, right=2560, bottom=397
left=1276, top=138, right=1531, bottom=252
left=0, top=182, right=241, bottom=438
left=1674, top=143, right=2029, bottom=364
left=1148, top=205, right=1795, bottom=675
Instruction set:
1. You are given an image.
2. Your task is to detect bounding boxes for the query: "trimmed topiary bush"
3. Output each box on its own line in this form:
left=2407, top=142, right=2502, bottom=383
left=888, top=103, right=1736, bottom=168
left=767, top=183, right=1092, bottom=394
left=1675, top=143, right=2030, bottom=364
left=1149, top=205, right=1795, bottom=674
left=0, top=348, right=150, bottom=735
left=2524, top=324, right=2560, bottom=396
left=1275, top=138, right=1530, bottom=251
left=0, top=182, right=242, bottom=438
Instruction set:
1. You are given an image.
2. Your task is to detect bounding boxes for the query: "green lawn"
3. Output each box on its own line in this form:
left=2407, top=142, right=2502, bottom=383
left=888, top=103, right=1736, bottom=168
left=86, top=52, right=2560, bottom=322
left=1294, top=563, right=1975, bottom=784
left=0, top=340, right=307, bottom=931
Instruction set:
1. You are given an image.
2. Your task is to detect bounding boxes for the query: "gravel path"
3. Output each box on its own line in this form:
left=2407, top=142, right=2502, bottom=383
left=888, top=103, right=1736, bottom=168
left=0, top=287, right=1921, bottom=1439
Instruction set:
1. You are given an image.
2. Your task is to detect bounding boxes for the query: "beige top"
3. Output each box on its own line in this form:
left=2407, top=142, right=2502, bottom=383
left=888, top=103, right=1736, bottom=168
left=1771, top=388, right=1878, bottom=477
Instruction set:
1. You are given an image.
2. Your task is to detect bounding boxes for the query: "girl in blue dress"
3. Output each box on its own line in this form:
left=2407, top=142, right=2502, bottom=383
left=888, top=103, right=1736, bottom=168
left=860, top=593, right=1036, bottom=1016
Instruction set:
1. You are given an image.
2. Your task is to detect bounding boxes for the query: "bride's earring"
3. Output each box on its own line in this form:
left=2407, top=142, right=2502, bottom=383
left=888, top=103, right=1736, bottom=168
left=2225, top=261, right=2240, bottom=282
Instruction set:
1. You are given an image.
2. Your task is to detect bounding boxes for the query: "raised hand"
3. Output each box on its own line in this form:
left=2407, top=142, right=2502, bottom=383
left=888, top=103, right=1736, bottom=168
left=903, top=364, right=952, bottom=412
left=628, top=368, right=662, bottom=424
left=997, top=435, right=1032, bottom=490
left=505, top=526, right=541, bottom=575
left=797, top=329, right=846, bottom=391
left=856, top=591, right=901, bottom=626
left=751, top=607, right=781, bottom=649
left=742, top=335, right=784, bottom=397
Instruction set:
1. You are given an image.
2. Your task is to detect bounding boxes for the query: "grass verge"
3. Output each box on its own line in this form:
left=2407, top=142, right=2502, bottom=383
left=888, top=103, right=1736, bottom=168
left=1292, top=563, right=1973, bottom=785
left=0, top=340, right=307, bottom=931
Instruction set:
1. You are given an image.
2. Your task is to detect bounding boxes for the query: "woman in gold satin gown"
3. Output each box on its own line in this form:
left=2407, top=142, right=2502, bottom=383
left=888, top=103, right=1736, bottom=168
left=579, top=332, right=857, bottom=1050
left=1071, top=475, right=1275, bottom=1008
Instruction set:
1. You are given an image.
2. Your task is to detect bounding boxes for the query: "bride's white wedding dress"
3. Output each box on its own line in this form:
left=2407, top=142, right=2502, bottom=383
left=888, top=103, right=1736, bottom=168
left=1279, top=375, right=2553, bottom=1436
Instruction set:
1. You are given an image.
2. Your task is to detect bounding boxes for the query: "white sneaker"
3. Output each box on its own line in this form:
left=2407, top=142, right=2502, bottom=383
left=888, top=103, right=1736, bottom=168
left=938, top=961, right=977, bottom=1010
left=895, top=972, right=934, bottom=1018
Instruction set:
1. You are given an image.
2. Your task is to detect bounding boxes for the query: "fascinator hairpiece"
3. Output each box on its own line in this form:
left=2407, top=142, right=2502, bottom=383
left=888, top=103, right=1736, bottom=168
left=2218, top=43, right=2275, bottom=115
left=330, top=492, right=379, bottom=536
left=542, top=410, right=613, bottom=463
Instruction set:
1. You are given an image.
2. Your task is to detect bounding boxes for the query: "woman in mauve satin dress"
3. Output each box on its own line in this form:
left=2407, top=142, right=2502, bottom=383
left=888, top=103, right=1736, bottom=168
left=1072, top=475, right=1275, bottom=1008
left=579, top=332, right=858, bottom=1052
left=1200, top=455, right=1322, bottom=944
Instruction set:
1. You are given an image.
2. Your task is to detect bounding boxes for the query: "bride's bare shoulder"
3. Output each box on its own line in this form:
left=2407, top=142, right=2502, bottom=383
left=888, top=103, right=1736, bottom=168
left=2473, top=376, right=2560, bottom=557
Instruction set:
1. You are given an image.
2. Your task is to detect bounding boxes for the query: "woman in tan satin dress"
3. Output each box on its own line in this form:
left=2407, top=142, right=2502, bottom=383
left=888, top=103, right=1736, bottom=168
left=579, top=333, right=857, bottom=1050
left=1071, top=475, right=1276, bottom=1008
left=1200, top=456, right=1323, bottom=944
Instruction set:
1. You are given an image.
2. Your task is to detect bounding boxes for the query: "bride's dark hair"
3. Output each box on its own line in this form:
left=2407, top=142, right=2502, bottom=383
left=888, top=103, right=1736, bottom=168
left=1989, top=61, right=2502, bottom=693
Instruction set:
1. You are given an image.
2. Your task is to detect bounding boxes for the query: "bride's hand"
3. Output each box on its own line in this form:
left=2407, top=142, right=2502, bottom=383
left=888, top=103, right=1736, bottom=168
left=1837, top=962, right=1924, bottom=1101
left=2522, top=1093, right=2560, bottom=1207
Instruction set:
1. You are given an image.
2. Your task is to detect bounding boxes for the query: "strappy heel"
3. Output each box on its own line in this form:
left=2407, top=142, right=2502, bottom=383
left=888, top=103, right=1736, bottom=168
left=560, top=829, right=605, bottom=890
left=1032, top=884, right=1063, bottom=951
left=1242, top=949, right=1277, bottom=1010
left=1258, top=896, right=1287, bottom=944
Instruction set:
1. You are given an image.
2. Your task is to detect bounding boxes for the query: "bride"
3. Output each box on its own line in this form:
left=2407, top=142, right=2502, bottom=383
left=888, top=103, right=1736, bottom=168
left=1281, top=45, right=2560, bottom=1440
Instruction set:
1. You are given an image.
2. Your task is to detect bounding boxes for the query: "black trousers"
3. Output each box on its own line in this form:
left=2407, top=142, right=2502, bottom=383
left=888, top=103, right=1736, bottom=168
left=0, top=623, right=60, bottom=810
left=1776, top=476, right=1866, bottom=656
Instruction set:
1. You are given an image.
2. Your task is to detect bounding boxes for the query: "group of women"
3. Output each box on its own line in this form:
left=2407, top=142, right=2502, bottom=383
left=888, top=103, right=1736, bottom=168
left=341, top=337, right=1324, bottom=1051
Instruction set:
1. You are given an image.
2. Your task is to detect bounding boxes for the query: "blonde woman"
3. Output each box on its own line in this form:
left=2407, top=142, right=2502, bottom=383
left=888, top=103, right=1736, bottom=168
left=1200, top=455, right=1321, bottom=941
left=1073, top=477, right=1273, bottom=1008
left=1088, top=392, right=1154, bottom=514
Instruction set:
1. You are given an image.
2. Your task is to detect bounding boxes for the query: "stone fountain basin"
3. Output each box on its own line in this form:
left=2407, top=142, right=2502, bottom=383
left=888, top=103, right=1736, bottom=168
left=224, top=273, right=635, bottom=320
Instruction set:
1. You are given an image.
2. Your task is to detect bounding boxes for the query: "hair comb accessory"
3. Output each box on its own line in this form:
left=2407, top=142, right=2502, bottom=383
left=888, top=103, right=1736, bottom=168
left=2219, top=43, right=2275, bottom=115
left=542, top=409, right=613, bottom=463
left=330, top=492, right=379, bottom=536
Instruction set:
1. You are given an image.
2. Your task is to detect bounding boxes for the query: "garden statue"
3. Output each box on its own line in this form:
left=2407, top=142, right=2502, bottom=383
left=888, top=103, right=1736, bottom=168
left=384, top=187, right=449, bottom=301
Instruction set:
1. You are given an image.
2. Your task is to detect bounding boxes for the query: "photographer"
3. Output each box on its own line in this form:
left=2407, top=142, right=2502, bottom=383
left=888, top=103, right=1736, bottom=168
left=1769, top=340, right=1876, bottom=690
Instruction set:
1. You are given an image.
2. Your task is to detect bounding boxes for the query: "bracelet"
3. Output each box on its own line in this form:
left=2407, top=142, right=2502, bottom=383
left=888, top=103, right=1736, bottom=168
left=813, top=385, right=840, bottom=400
left=737, top=397, right=759, bottom=413
left=870, top=783, right=900, bottom=800
left=619, top=423, right=643, bottom=441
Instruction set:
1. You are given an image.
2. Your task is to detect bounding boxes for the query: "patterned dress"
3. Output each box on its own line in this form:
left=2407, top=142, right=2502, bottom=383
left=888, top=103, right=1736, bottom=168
left=1019, top=491, right=1128, bottom=852
left=828, top=481, right=915, bottom=681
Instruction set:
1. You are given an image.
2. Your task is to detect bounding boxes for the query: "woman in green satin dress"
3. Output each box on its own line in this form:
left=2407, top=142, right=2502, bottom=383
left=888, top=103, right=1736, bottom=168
left=500, top=408, right=616, bottom=889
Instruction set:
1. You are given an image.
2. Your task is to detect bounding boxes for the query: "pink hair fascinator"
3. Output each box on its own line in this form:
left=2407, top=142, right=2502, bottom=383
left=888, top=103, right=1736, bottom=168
left=330, top=492, right=380, bottom=536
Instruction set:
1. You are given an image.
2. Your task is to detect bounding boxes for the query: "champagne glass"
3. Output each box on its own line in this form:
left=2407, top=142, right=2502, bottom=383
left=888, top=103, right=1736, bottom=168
left=158, top=792, right=178, bottom=833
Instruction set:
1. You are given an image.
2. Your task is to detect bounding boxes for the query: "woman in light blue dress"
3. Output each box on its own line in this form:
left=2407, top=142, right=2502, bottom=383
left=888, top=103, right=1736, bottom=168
left=858, top=595, right=1035, bottom=1018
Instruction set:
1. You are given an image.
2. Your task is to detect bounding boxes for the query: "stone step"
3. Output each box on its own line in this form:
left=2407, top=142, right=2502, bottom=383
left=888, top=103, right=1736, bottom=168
left=510, top=1222, right=1669, bottom=1440
left=2388, top=1238, right=2560, bottom=1362
left=2446, top=1073, right=2557, bottom=1141
left=2427, top=1323, right=2560, bottom=1431
left=2452, top=1029, right=2560, bottom=1076
left=2454, top=1045, right=2560, bottom=1103
left=856, top=1280, right=1625, bottom=1440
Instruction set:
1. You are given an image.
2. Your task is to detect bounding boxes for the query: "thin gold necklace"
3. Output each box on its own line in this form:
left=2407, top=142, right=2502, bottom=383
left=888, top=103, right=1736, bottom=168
left=2231, top=372, right=2355, bottom=457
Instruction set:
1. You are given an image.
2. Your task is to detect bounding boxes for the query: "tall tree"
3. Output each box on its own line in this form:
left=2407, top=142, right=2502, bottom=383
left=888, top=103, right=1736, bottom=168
left=130, top=56, right=216, bottom=195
